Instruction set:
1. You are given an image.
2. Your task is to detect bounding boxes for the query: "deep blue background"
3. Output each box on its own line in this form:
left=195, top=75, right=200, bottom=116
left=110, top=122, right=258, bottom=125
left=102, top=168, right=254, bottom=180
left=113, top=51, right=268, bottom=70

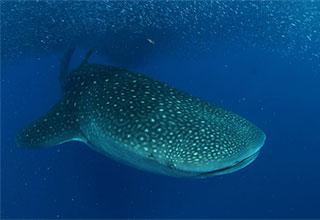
left=2, top=1, right=320, bottom=219
left=2, top=45, right=320, bottom=218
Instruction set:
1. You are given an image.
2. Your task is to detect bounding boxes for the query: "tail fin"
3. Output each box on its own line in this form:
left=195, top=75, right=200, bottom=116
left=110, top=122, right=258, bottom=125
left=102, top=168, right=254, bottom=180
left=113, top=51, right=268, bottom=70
left=79, top=48, right=94, bottom=66
left=15, top=100, right=83, bottom=148
left=59, top=47, right=75, bottom=91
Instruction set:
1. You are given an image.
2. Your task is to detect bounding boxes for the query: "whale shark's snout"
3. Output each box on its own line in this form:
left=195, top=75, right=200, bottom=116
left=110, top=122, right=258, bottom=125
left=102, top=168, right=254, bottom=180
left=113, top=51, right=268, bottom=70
left=196, top=124, right=266, bottom=177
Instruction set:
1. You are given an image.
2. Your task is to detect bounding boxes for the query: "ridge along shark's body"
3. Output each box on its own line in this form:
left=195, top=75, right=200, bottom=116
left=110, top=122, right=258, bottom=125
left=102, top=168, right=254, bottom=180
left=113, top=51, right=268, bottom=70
left=15, top=48, right=266, bottom=178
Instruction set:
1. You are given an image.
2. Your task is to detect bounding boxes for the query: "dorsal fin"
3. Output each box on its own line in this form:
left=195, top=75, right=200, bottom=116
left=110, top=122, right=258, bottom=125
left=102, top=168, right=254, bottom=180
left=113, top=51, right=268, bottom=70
left=15, top=100, right=83, bottom=148
left=79, top=48, right=94, bottom=67
left=59, top=47, right=75, bottom=90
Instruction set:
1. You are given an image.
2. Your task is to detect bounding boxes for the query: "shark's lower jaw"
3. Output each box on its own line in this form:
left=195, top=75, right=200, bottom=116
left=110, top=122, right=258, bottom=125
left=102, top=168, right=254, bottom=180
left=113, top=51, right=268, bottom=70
left=197, top=151, right=260, bottom=177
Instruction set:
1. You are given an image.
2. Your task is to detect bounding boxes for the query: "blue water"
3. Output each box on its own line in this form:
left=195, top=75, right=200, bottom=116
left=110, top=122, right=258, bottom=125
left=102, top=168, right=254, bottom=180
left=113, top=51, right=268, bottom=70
left=2, top=1, right=320, bottom=219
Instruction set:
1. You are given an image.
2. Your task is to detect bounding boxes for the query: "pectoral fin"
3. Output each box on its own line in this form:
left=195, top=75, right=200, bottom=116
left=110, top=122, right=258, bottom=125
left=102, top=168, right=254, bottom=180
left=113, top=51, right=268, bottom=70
left=15, top=100, right=82, bottom=148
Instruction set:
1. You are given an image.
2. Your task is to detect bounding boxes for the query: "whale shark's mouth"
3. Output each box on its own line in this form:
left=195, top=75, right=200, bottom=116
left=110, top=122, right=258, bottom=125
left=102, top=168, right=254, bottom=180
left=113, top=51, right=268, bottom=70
left=197, top=151, right=260, bottom=177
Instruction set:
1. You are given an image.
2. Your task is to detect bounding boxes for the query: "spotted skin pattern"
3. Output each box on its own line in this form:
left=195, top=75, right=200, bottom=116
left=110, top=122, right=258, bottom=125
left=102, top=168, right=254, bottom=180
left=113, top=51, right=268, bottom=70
left=15, top=51, right=266, bottom=178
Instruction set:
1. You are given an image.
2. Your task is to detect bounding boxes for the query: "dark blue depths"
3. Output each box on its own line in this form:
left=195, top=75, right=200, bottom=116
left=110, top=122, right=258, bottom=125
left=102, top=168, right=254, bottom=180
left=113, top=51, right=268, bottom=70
left=1, top=1, right=320, bottom=219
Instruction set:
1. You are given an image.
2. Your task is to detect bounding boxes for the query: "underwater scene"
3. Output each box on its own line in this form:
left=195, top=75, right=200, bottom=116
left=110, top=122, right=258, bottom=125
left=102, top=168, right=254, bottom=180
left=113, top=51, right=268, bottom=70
left=1, top=1, right=320, bottom=219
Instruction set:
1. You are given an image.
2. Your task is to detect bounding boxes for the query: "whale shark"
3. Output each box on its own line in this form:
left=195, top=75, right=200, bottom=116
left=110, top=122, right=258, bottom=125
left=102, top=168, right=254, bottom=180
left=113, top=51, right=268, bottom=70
left=15, top=48, right=266, bottom=178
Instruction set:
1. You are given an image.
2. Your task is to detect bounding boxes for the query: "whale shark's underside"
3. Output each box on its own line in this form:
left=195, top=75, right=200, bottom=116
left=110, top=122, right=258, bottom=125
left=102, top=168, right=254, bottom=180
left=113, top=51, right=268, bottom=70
left=15, top=49, right=266, bottom=178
